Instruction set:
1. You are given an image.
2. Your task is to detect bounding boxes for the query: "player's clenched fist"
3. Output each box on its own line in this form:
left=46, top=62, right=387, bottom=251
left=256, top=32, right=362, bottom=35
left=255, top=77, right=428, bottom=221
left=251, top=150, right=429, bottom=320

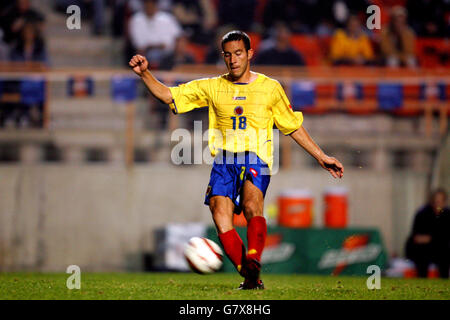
left=129, top=55, right=149, bottom=76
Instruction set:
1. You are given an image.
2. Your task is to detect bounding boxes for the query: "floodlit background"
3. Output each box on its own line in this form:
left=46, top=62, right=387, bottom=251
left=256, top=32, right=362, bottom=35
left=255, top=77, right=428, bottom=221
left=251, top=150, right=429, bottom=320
left=0, top=0, right=448, bottom=278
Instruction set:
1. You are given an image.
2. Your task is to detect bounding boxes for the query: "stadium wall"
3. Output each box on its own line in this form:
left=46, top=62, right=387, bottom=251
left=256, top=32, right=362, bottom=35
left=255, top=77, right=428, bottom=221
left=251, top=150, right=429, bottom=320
left=0, top=164, right=432, bottom=272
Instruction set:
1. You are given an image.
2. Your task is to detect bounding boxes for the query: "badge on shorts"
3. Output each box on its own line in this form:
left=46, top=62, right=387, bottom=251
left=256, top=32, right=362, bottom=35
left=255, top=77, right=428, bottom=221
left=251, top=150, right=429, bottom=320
left=206, top=185, right=212, bottom=195
left=234, top=106, right=244, bottom=115
left=249, top=168, right=258, bottom=178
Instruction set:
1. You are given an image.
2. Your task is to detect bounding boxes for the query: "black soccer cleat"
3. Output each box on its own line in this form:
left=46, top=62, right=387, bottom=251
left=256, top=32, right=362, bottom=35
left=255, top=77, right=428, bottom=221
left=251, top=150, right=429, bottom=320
left=237, top=279, right=265, bottom=290
left=244, top=257, right=261, bottom=282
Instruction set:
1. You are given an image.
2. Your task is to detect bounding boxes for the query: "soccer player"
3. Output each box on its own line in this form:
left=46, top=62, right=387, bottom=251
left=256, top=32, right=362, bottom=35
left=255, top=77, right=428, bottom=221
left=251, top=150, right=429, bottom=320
left=129, top=31, right=344, bottom=290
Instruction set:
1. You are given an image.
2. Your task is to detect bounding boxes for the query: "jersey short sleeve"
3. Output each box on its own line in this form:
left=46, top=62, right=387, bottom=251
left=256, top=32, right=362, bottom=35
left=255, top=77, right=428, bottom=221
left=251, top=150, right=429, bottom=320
left=271, top=82, right=303, bottom=135
left=168, top=79, right=210, bottom=114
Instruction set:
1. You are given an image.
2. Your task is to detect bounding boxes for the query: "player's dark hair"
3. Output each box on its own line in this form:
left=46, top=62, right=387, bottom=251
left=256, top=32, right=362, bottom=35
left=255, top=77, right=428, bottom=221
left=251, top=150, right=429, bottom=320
left=221, top=30, right=251, bottom=51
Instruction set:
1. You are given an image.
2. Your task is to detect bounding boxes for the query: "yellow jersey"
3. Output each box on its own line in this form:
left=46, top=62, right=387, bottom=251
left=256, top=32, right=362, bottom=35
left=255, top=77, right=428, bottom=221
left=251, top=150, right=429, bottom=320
left=330, top=29, right=374, bottom=62
left=168, top=72, right=303, bottom=170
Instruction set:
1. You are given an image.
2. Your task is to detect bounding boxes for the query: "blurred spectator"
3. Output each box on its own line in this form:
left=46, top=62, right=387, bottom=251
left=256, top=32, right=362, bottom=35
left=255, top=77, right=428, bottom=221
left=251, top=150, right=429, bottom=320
left=405, top=188, right=450, bottom=279
left=205, top=26, right=235, bottom=65
left=172, top=0, right=217, bottom=44
left=263, top=0, right=328, bottom=34
left=263, top=0, right=304, bottom=33
left=380, top=6, right=417, bottom=68
left=89, top=0, right=106, bottom=36
left=263, top=0, right=369, bottom=34
left=329, top=0, right=370, bottom=28
left=315, top=18, right=336, bottom=38
left=0, top=0, right=45, bottom=45
left=406, top=0, right=448, bottom=37
left=159, top=34, right=195, bottom=70
left=111, top=0, right=127, bottom=38
left=329, top=15, right=374, bottom=66
left=218, top=0, right=256, bottom=31
left=129, top=0, right=181, bottom=68
left=254, top=23, right=305, bottom=66
left=0, top=28, right=9, bottom=61
left=10, top=21, right=48, bottom=64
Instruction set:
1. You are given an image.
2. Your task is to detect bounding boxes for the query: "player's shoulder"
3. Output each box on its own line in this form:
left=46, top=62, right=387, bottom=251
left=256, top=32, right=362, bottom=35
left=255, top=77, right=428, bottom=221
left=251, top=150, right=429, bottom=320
left=191, top=76, right=222, bottom=86
left=258, top=73, right=280, bottom=84
left=255, top=73, right=283, bottom=91
left=180, top=77, right=220, bottom=92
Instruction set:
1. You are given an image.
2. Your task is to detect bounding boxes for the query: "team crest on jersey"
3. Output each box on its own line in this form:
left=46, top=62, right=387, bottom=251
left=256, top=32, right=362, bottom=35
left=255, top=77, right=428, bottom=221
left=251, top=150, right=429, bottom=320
left=233, top=96, right=246, bottom=100
left=234, top=106, right=244, bottom=115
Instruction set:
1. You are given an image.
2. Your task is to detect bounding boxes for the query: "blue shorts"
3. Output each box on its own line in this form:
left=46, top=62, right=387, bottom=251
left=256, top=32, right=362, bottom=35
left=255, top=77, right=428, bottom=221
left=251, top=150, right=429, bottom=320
left=204, top=151, right=271, bottom=214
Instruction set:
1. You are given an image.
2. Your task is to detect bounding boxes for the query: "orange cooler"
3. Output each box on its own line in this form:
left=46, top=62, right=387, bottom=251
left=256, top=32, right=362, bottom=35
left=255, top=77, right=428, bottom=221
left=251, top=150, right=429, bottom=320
left=278, top=189, right=313, bottom=228
left=233, top=212, right=247, bottom=226
left=324, top=187, right=348, bottom=228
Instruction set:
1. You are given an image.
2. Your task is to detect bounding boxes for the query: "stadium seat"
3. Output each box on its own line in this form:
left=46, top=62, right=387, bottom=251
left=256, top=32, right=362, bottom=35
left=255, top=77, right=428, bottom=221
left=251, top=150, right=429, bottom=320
left=291, top=81, right=316, bottom=109
left=393, top=83, right=423, bottom=116
left=416, top=38, right=450, bottom=68
left=377, top=83, right=403, bottom=111
left=290, top=35, right=324, bottom=66
left=67, top=76, right=95, bottom=97
left=246, top=32, right=262, bottom=53
left=338, top=82, right=378, bottom=114
left=111, top=77, right=137, bottom=103
left=185, top=42, right=208, bottom=64
left=20, top=79, right=46, bottom=105
left=313, top=83, right=337, bottom=113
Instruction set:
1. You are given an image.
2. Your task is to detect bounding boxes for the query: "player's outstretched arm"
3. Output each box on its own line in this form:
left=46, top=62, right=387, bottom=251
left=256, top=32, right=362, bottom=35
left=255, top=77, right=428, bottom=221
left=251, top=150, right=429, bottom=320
left=290, top=126, right=344, bottom=179
left=129, top=55, right=173, bottom=104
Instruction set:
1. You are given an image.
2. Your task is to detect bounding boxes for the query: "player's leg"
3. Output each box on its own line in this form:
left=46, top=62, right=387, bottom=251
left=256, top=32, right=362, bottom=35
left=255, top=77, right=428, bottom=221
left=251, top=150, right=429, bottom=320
left=209, top=195, right=247, bottom=275
left=242, top=179, right=266, bottom=263
left=209, top=195, right=234, bottom=233
left=239, top=180, right=267, bottom=289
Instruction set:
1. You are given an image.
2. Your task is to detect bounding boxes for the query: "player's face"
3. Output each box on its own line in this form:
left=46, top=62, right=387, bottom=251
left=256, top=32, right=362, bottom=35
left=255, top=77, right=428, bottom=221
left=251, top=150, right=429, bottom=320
left=222, top=40, right=253, bottom=80
left=432, top=192, right=446, bottom=212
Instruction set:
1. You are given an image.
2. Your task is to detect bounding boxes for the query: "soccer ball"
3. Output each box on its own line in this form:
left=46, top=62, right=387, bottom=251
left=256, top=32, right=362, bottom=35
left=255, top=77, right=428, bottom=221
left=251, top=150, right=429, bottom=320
left=184, top=237, right=223, bottom=274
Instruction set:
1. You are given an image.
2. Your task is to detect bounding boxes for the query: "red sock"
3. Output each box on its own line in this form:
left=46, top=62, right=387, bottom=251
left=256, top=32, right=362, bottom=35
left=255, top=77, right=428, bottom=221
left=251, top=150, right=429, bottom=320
left=247, top=216, right=267, bottom=262
left=218, top=229, right=246, bottom=273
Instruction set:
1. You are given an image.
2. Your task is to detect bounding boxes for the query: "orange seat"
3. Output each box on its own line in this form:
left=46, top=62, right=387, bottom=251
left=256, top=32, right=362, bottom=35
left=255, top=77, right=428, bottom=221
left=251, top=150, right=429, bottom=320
left=416, top=38, right=450, bottom=68
left=185, top=42, right=207, bottom=64
left=246, top=32, right=262, bottom=53
left=394, top=84, right=423, bottom=116
left=290, top=35, right=324, bottom=66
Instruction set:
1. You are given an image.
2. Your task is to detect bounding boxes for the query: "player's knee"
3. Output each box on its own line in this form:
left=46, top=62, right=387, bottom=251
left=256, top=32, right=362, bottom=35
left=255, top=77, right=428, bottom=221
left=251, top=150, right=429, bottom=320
left=210, top=201, right=229, bottom=220
left=211, top=206, right=228, bottom=220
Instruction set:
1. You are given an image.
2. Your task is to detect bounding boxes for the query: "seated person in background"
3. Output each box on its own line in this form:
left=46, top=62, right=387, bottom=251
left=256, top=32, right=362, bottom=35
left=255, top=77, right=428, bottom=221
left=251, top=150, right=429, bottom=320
left=172, top=0, right=217, bottom=44
left=329, top=15, right=374, bottom=66
left=129, top=0, right=181, bottom=68
left=0, top=28, right=9, bottom=61
left=159, top=34, right=195, bottom=70
left=254, top=23, right=305, bottom=66
left=380, top=6, right=416, bottom=68
left=405, top=188, right=450, bottom=279
left=0, top=0, right=45, bottom=45
left=406, top=0, right=447, bottom=38
left=218, top=0, right=256, bottom=32
left=205, top=26, right=235, bottom=66
left=10, top=21, right=48, bottom=64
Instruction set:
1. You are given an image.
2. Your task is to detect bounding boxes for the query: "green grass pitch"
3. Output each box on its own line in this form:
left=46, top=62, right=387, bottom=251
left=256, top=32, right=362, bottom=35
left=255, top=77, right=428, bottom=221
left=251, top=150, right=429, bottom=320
left=0, top=272, right=449, bottom=300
